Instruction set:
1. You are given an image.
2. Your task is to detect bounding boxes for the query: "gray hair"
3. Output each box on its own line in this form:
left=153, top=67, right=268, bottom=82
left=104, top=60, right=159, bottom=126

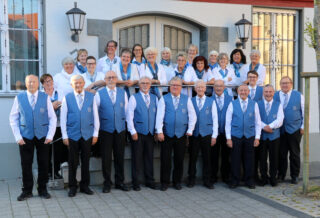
left=161, top=47, right=172, bottom=56
left=264, top=84, right=274, bottom=90
left=188, top=44, right=198, bottom=54
left=144, top=47, right=158, bottom=56
left=61, top=56, right=75, bottom=66
left=214, top=79, right=225, bottom=86
left=217, top=53, right=229, bottom=62
left=169, top=76, right=183, bottom=85
left=176, top=52, right=187, bottom=61
left=195, top=79, right=206, bottom=88
left=71, top=74, right=85, bottom=83
left=139, top=76, right=151, bottom=83
left=250, top=50, right=261, bottom=57
left=209, top=50, right=219, bottom=57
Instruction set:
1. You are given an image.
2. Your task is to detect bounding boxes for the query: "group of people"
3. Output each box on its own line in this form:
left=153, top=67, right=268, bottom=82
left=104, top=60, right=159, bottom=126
left=9, top=40, right=304, bottom=202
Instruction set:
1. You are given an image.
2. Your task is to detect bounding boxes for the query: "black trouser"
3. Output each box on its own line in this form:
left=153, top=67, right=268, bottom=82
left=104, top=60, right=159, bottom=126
left=160, top=135, right=186, bottom=185
left=254, top=146, right=261, bottom=180
left=19, top=137, right=49, bottom=193
left=231, top=136, right=255, bottom=185
left=68, top=138, right=91, bottom=189
left=278, top=130, right=302, bottom=179
left=259, top=138, right=280, bottom=182
left=131, top=133, right=155, bottom=186
left=49, top=127, right=68, bottom=175
left=100, top=130, right=126, bottom=186
left=188, top=135, right=211, bottom=184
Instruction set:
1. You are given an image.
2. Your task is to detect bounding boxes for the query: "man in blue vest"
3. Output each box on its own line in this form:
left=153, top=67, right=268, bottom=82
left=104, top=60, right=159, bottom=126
left=127, top=76, right=158, bottom=191
left=95, top=71, right=130, bottom=193
left=275, top=76, right=304, bottom=184
left=225, top=84, right=262, bottom=189
left=247, top=70, right=263, bottom=183
left=9, top=75, right=57, bottom=201
left=211, top=80, right=232, bottom=184
left=258, top=84, right=284, bottom=187
left=60, top=75, right=99, bottom=197
left=187, top=80, right=218, bottom=189
left=156, top=77, right=197, bottom=191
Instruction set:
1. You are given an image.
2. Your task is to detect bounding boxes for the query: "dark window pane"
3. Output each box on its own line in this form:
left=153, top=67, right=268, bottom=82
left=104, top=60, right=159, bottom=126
left=9, top=29, right=39, bottom=59
left=8, top=0, right=39, bottom=29
left=119, top=24, right=149, bottom=53
left=10, top=60, right=39, bottom=90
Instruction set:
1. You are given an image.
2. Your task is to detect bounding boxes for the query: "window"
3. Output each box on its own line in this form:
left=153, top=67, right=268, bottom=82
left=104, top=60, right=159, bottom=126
left=252, top=8, right=298, bottom=89
left=119, top=24, right=149, bottom=53
left=0, top=0, right=42, bottom=92
left=163, top=25, right=191, bottom=63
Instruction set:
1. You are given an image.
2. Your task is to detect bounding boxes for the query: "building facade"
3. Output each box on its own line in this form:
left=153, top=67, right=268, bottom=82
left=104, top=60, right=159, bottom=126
left=0, top=0, right=318, bottom=179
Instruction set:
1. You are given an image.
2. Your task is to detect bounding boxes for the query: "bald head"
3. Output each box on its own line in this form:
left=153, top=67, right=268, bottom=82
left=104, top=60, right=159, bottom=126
left=25, top=74, right=39, bottom=94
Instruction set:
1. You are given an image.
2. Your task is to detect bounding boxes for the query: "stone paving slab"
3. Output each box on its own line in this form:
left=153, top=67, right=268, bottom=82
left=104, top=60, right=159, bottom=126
left=0, top=179, right=301, bottom=218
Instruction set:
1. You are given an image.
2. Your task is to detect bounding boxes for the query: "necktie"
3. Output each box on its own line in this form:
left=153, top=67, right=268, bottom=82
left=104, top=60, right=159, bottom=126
left=30, top=94, right=36, bottom=110
left=110, top=90, right=115, bottom=105
left=174, top=96, right=179, bottom=110
left=266, top=102, right=271, bottom=115
left=78, top=94, right=83, bottom=109
left=242, top=100, right=247, bottom=112
left=144, top=94, right=150, bottom=108
left=217, top=96, right=223, bottom=110
left=283, top=93, right=288, bottom=109
left=250, top=88, right=256, bottom=99
left=198, top=98, right=203, bottom=110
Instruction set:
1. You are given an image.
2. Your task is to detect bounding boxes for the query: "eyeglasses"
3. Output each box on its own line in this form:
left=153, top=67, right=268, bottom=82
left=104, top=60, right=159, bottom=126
left=107, top=45, right=116, bottom=48
left=106, top=76, right=117, bottom=80
left=44, top=79, right=52, bottom=84
left=171, top=84, right=182, bottom=87
left=140, top=82, right=151, bottom=85
left=87, top=62, right=96, bottom=65
left=248, top=76, right=257, bottom=79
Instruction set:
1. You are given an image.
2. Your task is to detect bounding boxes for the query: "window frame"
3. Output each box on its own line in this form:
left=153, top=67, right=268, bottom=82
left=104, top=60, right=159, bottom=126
left=0, top=0, right=43, bottom=94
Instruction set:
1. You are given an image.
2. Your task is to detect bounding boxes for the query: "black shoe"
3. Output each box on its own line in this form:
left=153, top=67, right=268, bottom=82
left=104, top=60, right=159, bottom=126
left=38, top=190, right=51, bottom=199
left=211, top=178, right=218, bottom=184
left=204, top=182, right=214, bottom=189
left=102, top=185, right=111, bottom=193
left=68, top=188, right=77, bottom=197
left=132, top=185, right=141, bottom=191
left=17, top=192, right=33, bottom=201
left=229, top=183, right=238, bottom=189
left=186, top=180, right=195, bottom=188
left=270, top=179, right=278, bottom=187
left=173, top=183, right=182, bottom=190
left=146, top=183, right=158, bottom=190
left=80, top=187, right=94, bottom=195
left=222, top=178, right=230, bottom=184
left=277, top=175, right=285, bottom=183
left=115, top=184, right=130, bottom=191
left=160, top=184, right=168, bottom=191
left=258, top=179, right=268, bottom=187
left=247, top=184, right=255, bottom=189
left=291, top=177, right=299, bottom=184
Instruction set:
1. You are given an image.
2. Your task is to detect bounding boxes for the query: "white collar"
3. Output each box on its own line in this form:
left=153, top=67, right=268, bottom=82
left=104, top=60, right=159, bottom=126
left=249, top=85, right=257, bottom=90
left=171, top=94, right=180, bottom=99
left=263, top=98, right=273, bottom=105
left=215, top=93, right=224, bottom=99
left=140, top=91, right=149, bottom=96
left=240, top=97, right=248, bottom=103
left=196, top=95, right=206, bottom=101
left=280, top=90, right=292, bottom=96
left=74, top=90, right=85, bottom=97
left=106, top=86, right=116, bottom=93
left=27, top=90, right=38, bottom=97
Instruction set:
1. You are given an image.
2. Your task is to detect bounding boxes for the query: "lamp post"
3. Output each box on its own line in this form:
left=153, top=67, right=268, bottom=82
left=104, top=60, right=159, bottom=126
left=235, top=14, right=252, bottom=49
left=66, top=2, right=86, bottom=43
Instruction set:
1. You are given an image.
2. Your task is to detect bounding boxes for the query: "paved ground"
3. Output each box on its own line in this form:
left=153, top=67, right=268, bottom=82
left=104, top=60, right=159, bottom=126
left=0, top=178, right=312, bottom=218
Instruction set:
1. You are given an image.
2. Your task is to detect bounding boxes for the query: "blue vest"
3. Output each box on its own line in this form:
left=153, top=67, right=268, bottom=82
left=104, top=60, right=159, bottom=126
left=192, top=97, right=213, bottom=137
left=231, top=99, right=256, bottom=138
left=98, top=88, right=126, bottom=133
left=163, top=94, right=189, bottom=138
left=17, top=91, right=49, bottom=140
left=212, top=94, right=232, bottom=134
left=133, top=92, right=157, bottom=135
left=248, top=86, right=263, bottom=102
left=274, top=90, right=302, bottom=134
left=258, top=100, right=281, bottom=141
left=66, top=91, right=94, bottom=141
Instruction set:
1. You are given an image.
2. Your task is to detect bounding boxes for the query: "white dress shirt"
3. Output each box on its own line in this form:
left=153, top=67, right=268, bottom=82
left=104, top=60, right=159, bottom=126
left=53, top=69, right=80, bottom=95
left=83, top=71, right=105, bottom=88
left=155, top=94, right=197, bottom=135
left=126, top=91, right=159, bottom=135
left=211, top=66, right=237, bottom=96
left=160, top=63, right=175, bottom=92
left=112, top=63, right=140, bottom=96
left=9, top=90, right=57, bottom=142
left=279, top=90, right=305, bottom=129
left=132, top=57, right=146, bottom=77
left=60, top=90, right=100, bottom=140
left=225, top=98, right=262, bottom=140
left=142, top=63, right=167, bottom=96
left=95, top=87, right=128, bottom=113
left=45, top=88, right=64, bottom=127
left=96, top=55, right=121, bottom=73
left=214, top=93, right=225, bottom=109
left=248, top=85, right=257, bottom=99
left=169, top=66, right=199, bottom=97
left=261, top=99, right=284, bottom=129
left=241, top=63, right=266, bottom=86
left=195, top=95, right=219, bottom=138
left=229, top=64, right=246, bottom=86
